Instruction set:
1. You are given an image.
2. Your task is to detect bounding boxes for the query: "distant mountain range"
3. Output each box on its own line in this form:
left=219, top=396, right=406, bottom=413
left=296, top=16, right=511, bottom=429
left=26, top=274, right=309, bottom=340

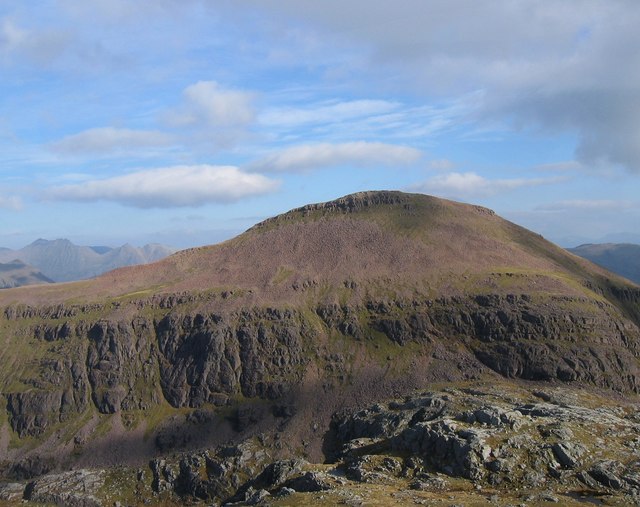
left=0, top=239, right=176, bottom=283
left=0, top=259, right=53, bottom=288
left=568, top=243, right=640, bottom=285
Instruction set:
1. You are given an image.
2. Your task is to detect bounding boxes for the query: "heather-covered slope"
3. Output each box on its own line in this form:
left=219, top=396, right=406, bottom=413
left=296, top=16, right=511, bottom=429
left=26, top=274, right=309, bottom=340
left=1, top=191, right=634, bottom=305
left=1, top=191, right=639, bottom=490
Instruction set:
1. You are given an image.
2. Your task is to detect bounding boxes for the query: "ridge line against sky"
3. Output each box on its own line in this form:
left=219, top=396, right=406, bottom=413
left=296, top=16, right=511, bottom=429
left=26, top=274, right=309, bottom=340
left=1, top=0, right=639, bottom=249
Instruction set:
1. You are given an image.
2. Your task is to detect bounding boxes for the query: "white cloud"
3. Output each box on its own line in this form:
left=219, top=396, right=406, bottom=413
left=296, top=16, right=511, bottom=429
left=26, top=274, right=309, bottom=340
left=0, top=18, right=26, bottom=57
left=50, top=127, right=173, bottom=155
left=0, top=194, right=22, bottom=211
left=247, top=141, right=422, bottom=173
left=258, top=98, right=468, bottom=145
left=410, top=171, right=562, bottom=199
left=238, top=1, right=640, bottom=173
left=48, top=165, right=279, bottom=208
left=169, top=81, right=255, bottom=128
left=0, top=17, right=69, bottom=65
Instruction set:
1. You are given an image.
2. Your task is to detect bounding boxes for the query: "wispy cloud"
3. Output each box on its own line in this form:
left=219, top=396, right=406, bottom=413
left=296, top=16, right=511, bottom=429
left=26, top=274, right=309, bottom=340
left=428, top=158, right=456, bottom=171
left=0, top=16, right=69, bottom=65
left=258, top=97, right=470, bottom=144
left=50, top=127, right=173, bottom=155
left=242, top=1, right=640, bottom=173
left=259, top=99, right=399, bottom=128
left=0, top=18, right=26, bottom=57
left=410, top=171, right=563, bottom=199
left=48, top=165, right=279, bottom=208
left=533, top=161, right=583, bottom=172
left=246, top=141, right=422, bottom=173
left=536, top=200, right=638, bottom=212
left=167, top=81, right=255, bottom=129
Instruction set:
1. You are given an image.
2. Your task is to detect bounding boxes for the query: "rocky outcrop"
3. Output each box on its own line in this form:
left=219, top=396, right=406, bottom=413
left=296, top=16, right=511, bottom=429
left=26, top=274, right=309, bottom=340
left=9, top=382, right=638, bottom=506
left=0, top=482, right=25, bottom=501
left=325, top=384, right=640, bottom=504
left=375, top=294, right=640, bottom=392
left=150, top=441, right=271, bottom=502
left=23, top=469, right=105, bottom=507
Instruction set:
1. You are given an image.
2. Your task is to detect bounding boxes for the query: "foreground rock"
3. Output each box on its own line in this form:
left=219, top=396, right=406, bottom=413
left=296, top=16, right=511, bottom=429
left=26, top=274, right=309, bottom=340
left=3, top=381, right=640, bottom=506
left=24, top=469, right=105, bottom=507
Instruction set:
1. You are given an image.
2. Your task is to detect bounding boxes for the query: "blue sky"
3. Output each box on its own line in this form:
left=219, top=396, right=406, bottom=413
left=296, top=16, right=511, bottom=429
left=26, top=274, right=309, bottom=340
left=1, top=0, right=639, bottom=249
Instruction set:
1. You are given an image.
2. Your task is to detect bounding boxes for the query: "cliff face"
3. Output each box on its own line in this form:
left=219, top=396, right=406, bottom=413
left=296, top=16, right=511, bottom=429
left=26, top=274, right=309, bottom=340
left=1, top=191, right=640, bottom=478
left=3, top=287, right=639, bottom=449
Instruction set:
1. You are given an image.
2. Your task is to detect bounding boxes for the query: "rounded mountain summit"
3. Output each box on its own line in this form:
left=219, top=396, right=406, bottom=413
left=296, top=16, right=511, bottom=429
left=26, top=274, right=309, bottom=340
left=3, top=190, right=636, bottom=307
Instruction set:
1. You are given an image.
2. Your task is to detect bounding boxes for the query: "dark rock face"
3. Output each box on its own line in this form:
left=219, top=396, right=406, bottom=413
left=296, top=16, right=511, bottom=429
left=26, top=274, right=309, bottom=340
left=429, top=294, right=640, bottom=392
left=283, top=471, right=332, bottom=492
left=8, top=456, right=54, bottom=481
left=155, top=308, right=311, bottom=407
left=5, top=354, right=89, bottom=438
left=3, top=288, right=640, bottom=446
left=86, top=319, right=158, bottom=413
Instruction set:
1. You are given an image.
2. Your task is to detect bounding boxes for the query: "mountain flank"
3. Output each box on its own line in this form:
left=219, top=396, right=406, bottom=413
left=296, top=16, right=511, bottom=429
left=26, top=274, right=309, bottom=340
left=1, top=191, right=640, bottom=505
left=569, top=242, right=640, bottom=285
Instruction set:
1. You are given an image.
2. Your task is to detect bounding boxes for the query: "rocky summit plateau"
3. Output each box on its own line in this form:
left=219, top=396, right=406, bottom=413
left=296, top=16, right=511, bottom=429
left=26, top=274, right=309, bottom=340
left=1, top=190, right=640, bottom=506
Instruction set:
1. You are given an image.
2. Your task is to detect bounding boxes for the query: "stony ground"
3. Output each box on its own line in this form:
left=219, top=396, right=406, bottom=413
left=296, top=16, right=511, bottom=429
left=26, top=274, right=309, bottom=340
left=2, top=380, right=640, bottom=506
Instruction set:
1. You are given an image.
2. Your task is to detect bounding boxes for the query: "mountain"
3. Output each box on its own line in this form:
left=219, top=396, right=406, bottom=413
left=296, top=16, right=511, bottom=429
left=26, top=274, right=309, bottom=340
left=569, top=243, right=640, bottom=285
left=1, top=191, right=640, bottom=505
left=0, top=260, right=53, bottom=289
left=0, top=239, right=176, bottom=282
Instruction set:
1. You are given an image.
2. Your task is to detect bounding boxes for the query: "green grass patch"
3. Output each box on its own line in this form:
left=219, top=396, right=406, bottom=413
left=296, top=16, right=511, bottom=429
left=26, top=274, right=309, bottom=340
left=272, top=266, right=295, bottom=285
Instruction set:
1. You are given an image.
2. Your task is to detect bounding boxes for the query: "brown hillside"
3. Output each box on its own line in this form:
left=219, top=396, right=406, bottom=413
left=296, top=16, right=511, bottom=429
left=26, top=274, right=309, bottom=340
left=0, top=191, right=631, bottom=307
